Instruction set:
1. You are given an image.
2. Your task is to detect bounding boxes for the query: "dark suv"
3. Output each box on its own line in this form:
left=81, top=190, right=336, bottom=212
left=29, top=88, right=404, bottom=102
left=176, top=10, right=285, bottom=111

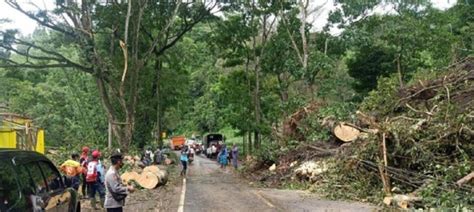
left=0, top=149, right=80, bottom=212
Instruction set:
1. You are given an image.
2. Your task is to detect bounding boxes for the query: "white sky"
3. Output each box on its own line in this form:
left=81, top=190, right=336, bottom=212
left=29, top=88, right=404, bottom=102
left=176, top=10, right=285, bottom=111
left=0, top=0, right=457, bottom=36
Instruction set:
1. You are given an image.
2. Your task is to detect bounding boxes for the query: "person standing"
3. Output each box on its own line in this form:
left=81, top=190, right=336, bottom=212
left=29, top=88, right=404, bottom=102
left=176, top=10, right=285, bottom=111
left=86, top=150, right=106, bottom=210
left=154, top=148, right=163, bottom=164
left=180, top=145, right=190, bottom=176
left=211, top=144, right=217, bottom=159
left=105, top=151, right=135, bottom=212
left=218, top=144, right=228, bottom=169
left=79, top=146, right=90, bottom=197
left=60, top=153, right=83, bottom=190
left=231, top=144, right=239, bottom=169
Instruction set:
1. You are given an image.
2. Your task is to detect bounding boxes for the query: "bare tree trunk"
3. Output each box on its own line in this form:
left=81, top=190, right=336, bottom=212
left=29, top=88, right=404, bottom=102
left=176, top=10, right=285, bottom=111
left=254, top=55, right=261, bottom=149
left=248, top=132, right=253, bottom=155
left=299, top=0, right=309, bottom=71
left=155, top=59, right=163, bottom=148
left=243, top=131, right=247, bottom=156
left=397, top=54, right=404, bottom=88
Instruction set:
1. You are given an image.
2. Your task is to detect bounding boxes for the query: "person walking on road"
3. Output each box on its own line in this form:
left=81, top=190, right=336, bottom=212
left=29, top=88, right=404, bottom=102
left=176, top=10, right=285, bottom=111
left=218, top=144, right=228, bottom=169
left=180, top=145, right=190, bottom=177
left=231, top=144, right=239, bottom=169
left=105, top=151, right=135, bottom=212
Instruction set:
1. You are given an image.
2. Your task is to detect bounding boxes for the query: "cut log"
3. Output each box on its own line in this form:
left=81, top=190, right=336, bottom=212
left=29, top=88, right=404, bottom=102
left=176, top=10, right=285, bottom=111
left=156, top=170, right=168, bottom=185
left=143, top=165, right=160, bottom=174
left=124, top=155, right=133, bottom=161
left=121, top=171, right=140, bottom=184
left=164, top=158, right=173, bottom=165
left=333, top=122, right=361, bottom=142
left=392, top=194, right=421, bottom=209
left=142, top=166, right=168, bottom=186
left=269, top=164, right=276, bottom=172
left=456, top=171, right=474, bottom=186
left=136, top=171, right=159, bottom=189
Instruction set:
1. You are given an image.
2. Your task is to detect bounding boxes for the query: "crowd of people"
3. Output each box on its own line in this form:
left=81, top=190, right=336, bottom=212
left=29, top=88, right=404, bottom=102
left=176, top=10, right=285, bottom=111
left=59, top=141, right=239, bottom=211
left=60, top=147, right=134, bottom=212
left=180, top=142, right=239, bottom=177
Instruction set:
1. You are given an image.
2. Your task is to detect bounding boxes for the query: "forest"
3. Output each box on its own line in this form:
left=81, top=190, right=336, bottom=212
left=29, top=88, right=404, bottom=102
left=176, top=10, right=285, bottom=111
left=0, top=0, right=472, bottom=209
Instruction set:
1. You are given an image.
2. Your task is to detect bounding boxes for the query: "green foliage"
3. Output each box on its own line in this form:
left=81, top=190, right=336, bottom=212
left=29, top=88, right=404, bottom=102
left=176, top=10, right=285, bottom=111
left=346, top=43, right=397, bottom=94
left=359, top=74, right=400, bottom=116
left=0, top=68, right=107, bottom=147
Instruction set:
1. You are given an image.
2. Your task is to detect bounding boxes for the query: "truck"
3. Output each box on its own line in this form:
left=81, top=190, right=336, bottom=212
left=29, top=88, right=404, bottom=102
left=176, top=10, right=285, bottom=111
left=0, top=113, right=45, bottom=154
left=203, top=133, right=225, bottom=159
left=170, top=135, right=186, bottom=150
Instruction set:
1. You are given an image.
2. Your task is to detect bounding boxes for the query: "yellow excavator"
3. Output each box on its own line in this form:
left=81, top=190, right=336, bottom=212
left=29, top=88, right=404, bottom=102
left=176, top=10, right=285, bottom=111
left=0, top=113, right=45, bottom=154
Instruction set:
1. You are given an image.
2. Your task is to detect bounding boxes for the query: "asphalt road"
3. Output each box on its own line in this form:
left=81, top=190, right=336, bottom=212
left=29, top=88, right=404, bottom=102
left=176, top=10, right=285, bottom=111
left=182, top=153, right=377, bottom=212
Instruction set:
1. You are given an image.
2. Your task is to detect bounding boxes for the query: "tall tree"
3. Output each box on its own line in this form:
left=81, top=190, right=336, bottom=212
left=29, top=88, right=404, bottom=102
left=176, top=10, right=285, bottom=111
left=0, top=0, right=218, bottom=151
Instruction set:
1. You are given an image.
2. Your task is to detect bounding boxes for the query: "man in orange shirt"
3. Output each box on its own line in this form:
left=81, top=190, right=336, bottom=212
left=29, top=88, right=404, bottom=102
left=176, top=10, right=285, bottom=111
left=60, top=153, right=83, bottom=191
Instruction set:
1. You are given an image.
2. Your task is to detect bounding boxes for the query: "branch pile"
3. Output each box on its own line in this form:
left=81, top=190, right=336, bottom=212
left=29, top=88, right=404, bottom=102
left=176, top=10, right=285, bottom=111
left=282, top=101, right=325, bottom=141
left=327, top=57, right=474, bottom=209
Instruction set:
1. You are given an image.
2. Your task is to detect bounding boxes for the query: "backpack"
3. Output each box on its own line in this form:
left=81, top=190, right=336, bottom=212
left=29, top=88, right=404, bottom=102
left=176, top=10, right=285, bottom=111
left=80, top=157, right=89, bottom=174
left=86, top=161, right=98, bottom=183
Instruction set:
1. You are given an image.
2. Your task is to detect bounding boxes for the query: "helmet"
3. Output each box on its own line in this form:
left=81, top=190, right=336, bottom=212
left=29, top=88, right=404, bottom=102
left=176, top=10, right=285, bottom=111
left=82, top=146, right=90, bottom=153
left=92, top=150, right=100, bottom=158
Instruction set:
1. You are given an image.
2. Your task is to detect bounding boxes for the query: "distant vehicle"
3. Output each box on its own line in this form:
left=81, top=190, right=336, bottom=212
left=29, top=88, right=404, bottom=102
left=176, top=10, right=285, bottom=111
left=186, top=139, right=203, bottom=155
left=203, top=133, right=225, bottom=158
left=188, top=148, right=195, bottom=164
left=170, top=135, right=186, bottom=150
left=0, top=149, right=80, bottom=211
left=194, top=140, right=203, bottom=155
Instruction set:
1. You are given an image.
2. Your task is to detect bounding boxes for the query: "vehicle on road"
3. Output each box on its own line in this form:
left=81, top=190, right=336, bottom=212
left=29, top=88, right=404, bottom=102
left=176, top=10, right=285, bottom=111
left=170, top=135, right=186, bottom=150
left=186, top=138, right=203, bottom=155
left=188, top=147, right=195, bottom=164
left=0, top=149, right=80, bottom=212
left=203, top=133, right=225, bottom=159
left=194, top=140, right=203, bottom=155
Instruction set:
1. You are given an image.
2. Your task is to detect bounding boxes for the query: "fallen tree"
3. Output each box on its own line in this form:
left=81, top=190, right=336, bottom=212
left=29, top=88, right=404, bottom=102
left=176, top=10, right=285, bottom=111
left=321, top=57, right=474, bottom=209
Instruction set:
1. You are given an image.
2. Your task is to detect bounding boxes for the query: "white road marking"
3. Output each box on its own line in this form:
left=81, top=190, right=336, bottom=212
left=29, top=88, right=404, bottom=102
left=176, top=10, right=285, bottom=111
left=253, top=191, right=276, bottom=208
left=177, top=178, right=186, bottom=212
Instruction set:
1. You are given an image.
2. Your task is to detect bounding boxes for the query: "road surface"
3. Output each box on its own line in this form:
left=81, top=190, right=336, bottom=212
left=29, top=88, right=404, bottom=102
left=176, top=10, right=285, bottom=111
left=182, top=153, right=377, bottom=212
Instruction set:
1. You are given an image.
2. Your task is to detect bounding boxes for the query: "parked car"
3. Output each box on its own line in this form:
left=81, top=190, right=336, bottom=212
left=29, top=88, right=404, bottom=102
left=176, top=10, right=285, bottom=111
left=0, top=149, right=80, bottom=212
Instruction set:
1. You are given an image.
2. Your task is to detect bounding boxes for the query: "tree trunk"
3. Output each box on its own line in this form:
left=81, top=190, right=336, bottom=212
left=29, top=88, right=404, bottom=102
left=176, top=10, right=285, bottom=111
left=95, top=75, right=134, bottom=152
left=155, top=59, right=163, bottom=148
left=397, top=54, right=404, bottom=88
left=248, top=132, right=253, bottom=155
left=243, top=131, right=247, bottom=156
left=254, top=55, right=261, bottom=149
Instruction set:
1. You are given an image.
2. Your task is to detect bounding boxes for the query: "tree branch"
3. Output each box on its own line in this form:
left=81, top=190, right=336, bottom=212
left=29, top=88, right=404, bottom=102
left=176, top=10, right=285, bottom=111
left=143, top=1, right=182, bottom=59
left=6, top=0, right=76, bottom=37
left=14, top=39, right=93, bottom=72
left=0, top=61, right=79, bottom=69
